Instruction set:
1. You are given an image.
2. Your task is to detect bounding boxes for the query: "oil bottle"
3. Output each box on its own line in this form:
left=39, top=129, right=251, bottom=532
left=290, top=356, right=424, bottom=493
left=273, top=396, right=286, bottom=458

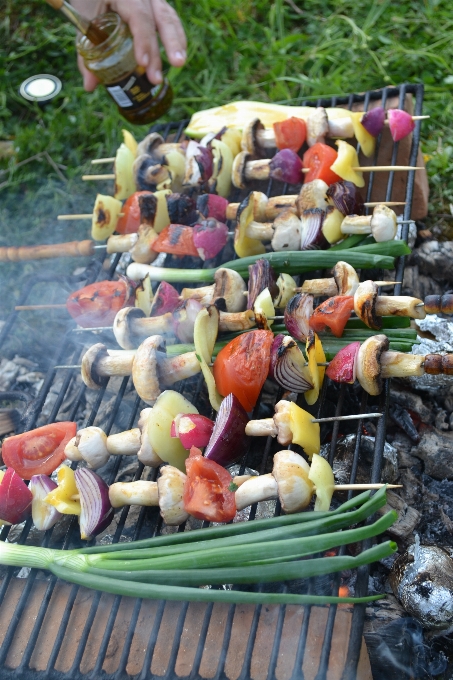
left=44, top=0, right=173, bottom=124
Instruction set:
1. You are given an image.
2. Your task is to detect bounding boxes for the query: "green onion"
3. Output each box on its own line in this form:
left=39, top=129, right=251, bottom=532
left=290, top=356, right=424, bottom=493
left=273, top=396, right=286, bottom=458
left=329, top=235, right=369, bottom=250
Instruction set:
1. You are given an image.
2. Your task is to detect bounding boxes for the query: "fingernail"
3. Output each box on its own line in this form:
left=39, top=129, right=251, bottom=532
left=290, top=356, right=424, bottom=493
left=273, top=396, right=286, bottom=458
left=141, top=53, right=149, bottom=67
left=175, top=51, right=185, bottom=62
left=154, top=70, right=162, bottom=83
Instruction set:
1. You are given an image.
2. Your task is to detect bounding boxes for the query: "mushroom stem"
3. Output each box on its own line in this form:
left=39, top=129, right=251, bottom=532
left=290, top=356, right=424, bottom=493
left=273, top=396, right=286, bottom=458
left=256, top=128, right=278, bottom=148
left=159, top=352, right=201, bottom=386
left=180, top=284, right=215, bottom=305
left=106, top=428, right=141, bottom=456
left=245, top=221, right=275, bottom=241
left=340, top=214, right=372, bottom=234
left=106, top=233, right=138, bottom=254
left=380, top=351, right=425, bottom=378
left=219, top=310, right=256, bottom=332
left=235, top=473, right=278, bottom=510
left=131, top=313, right=174, bottom=336
left=245, top=418, right=278, bottom=438
left=375, top=296, right=426, bottom=320
left=245, top=159, right=271, bottom=182
left=301, top=277, right=338, bottom=297
left=96, top=350, right=136, bottom=377
left=109, top=480, right=159, bottom=508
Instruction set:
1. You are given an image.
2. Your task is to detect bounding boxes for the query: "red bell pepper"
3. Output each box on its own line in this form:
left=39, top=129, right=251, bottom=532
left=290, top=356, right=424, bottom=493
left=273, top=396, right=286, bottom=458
left=309, top=296, right=354, bottom=338
left=151, top=224, right=199, bottom=258
left=66, top=278, right=135, bottom=328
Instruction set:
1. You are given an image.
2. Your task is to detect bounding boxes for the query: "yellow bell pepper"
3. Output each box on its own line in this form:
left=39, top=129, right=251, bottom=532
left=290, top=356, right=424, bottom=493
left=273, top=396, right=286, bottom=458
left=308, top=454, right=335, bottom=511
left=289, top=402, right=320, bottom=458
left=220, top=128, right=242, bottom=157
left=45, top=466, right=81, bottom=516
left=114, top=143, right=137, bottom=200
left=253, top=287, right=275, bottom=328
left=304, top=332, right=326, bottom=406
left=91, top=194, right=123, bottom=241
left=321, top=208, right=344, bottom=244
left=194, top=307, right=223, bottom=412
left=330, top=141, right=365, bottom=188
left=234, top=195, right=266, bottom=258
left=122, top=129, right=138, bottom=156
left=350, top=112, right=376, bottom=158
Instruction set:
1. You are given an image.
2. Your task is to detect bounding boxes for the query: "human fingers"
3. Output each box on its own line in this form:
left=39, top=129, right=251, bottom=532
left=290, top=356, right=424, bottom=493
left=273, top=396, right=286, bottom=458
left=77, top=53, right=100, bottom=92
left=151, top=0, right=187, bottom=67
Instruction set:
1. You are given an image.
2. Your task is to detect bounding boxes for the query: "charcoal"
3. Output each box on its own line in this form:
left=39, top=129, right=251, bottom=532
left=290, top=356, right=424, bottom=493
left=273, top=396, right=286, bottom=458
left=388, top=404, right=420, bottom=442
left=411, top=428, right=453, bottom=480
left=377, top=490, right=421, bottom=544
left=414, top=241, right=453, bottom=282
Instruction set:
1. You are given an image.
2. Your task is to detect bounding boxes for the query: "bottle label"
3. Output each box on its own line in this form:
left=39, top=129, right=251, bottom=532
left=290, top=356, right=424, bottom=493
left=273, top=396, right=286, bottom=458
left=106, top=70, right=160, bottom=110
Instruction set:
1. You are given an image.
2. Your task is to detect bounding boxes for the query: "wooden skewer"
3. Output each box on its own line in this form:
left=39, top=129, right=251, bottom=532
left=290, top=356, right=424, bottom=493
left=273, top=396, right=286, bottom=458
left=82, top=174, right=116, bottom=181
left=384, top=115, right=430, bottom=124
left=312, top=412, right=382, bottom=423
left=300, top=166, right=424, bottom=174
left=91, top=158, right=115, bottom=164
left=15, top=304, right=67, bottom=311
left=333, top=483, right=402, bottom=490
left=57, top=213, right=124, bottom=220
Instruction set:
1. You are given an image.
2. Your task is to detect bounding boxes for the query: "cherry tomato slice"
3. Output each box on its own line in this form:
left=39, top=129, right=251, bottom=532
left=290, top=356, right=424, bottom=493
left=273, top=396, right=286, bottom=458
left=273, top=117, right=307, bottom=153
left=66, top=279, right=134, bottom=328
left=152, top=224, right=199, bottom=258
left=213, top=330, right=274, bottom=412
left=116, top=191, right=153, bottom=235
left=302, top=143, right=342, bottom=185
left=2, top=422, right=77, bottom=479
left=183, top=446, right=236, bottom=522
left=309, top=296, right=354, bottom=338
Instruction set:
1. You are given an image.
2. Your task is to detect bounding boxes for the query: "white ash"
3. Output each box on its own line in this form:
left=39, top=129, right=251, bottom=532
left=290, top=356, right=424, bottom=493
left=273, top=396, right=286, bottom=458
left=407, top=316, right=453, bottom=393
left=396, top=218, right=417, bottom=249
left=0, top=355, right=44, bottom=394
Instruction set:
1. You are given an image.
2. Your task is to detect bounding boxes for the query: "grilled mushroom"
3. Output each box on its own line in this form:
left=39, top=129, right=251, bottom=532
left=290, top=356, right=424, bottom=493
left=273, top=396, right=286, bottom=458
left=241, top=118, right=267, bottom=158
left=81, top=344, right=136, bottom=389
left=341, top=204, right=398, bottom=242
left=354, top=281, right=426, bottom=330
left=157, top=466, right=189, bottom=525
left=109, top=480, right=159, bottom=508
left=306, top=107, right=329, bottom=147
left=355, top=334, right=389, bottom=396
left=113, top=307, right=173, bottom=350
left=271, top=210, right=302, bottom=252
left=354, top=280, right=381, bottom=330
left=132, top=335, right=170, bottom=405
left=301, top=261, right=360, bottom=297
left=182, top=268, right=247, bottom=313
left=133, top=154, right=171, bottom=191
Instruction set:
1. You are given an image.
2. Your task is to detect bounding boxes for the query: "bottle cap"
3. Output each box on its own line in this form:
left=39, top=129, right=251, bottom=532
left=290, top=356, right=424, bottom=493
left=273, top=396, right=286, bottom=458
left=19, top=75, right=62, bottom=103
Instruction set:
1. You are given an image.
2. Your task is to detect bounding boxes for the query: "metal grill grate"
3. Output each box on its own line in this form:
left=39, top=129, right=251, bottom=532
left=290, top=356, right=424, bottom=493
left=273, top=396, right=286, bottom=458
left=0, top=83, right=424, bottom=680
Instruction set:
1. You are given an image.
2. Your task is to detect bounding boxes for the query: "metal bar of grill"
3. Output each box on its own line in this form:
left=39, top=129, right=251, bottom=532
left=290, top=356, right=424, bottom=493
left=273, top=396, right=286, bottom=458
left=0, top=83, right=424, bottom=680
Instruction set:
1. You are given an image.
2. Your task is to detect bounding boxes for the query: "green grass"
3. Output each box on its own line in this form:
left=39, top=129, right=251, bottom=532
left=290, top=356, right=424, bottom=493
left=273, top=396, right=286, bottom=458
left=1, top=0, right=453, bottom=317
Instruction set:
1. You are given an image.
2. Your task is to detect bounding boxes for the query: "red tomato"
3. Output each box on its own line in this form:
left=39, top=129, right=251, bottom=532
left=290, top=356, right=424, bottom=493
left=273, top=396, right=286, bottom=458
left=309, top=296, right=354, bottom=338
left=213, top=330, right=274, bottom=412
left=2, top=422, right=77, bottom=480
left=116, top=191, right=153, bottom=234
left=183, top=446, right=236, bottom=522
left=152, top=224, right=199, bottom=258
left=273, top=117, right=307, bottom=153
left=302, top=143, right=342, bottom=185
left=0, top=468, right=32, bottom=524
left=66, top=279, right=134, bottom=328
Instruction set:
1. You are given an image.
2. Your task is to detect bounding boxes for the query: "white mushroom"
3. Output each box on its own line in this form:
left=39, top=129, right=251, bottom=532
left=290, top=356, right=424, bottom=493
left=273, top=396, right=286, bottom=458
left=109, top=480, right=159, bottom=508
left=271, top=210, right=302, bottom=252
left=137, top=407, right=164, bottom=467
left=69, top=427, right=110, bottom=469
left=157, top=465, right=189, bottom=525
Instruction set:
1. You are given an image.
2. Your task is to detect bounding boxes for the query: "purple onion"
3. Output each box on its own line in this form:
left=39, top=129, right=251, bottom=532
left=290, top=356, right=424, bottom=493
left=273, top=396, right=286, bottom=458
left=300, top=209, right=329, bottom=250
left=196, top=194, right=229, bottom=223
left=360, top=107, right=385, bottom=137
left=193, top=219, right=229, bottom=261
left=284, top=293, right=313, bottom=342
left=0, top=468, right=32, bottom=525
left=247, top=258, right=278, bottom=310
left=387, top=109, right=415, bottom=142
left=29, top=475, right=62, bottom=531
left=325, top=181, right=364, bottom=216
left=204, top=393, right=249, bottom=466
left=269, top=149, right=304, bottom=184
left=150, top=281, right=181, bottom=316
left=74, top=468, right=114, bottom=540
left=173, top=298, right=203, bottom=343
left=270, top=335, right=314, bottom=393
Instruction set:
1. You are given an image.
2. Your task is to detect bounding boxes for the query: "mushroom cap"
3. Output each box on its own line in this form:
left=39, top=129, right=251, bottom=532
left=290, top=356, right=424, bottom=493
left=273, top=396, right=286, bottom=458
left=296, top=179, right=329, bottom=213
left=356, top=334, right=389, bottom=396
left=132, top=335, right=167, bottom=405
left=113, top=306, right=147, bottom=350
left=64, top=436, right=83, bottom=461
left=232, top=151, right=252, bottom=189
left=136, top=132, right=164, bottom=159
left=306, top=107, right=329, bottom=146
left=157, top=465, right=190, bottom=525
left=81, top=343, right=109, bottom=389
left=133, top=154, right=169, bottom=192
left=370, top=205, right=398, bottom=242
left=213, top=268, right=247, bottom=313
left=137, top=408, right=163, bottom=467
left=241, top=118, right=266, bottom=158
left=75, top=426, right=110, bottom=469
left=272, top=450, right=314, bottom=513
left=271, top=210, right=302, bottom=252
left=332, top=261, right=359, bottom=295
left=354, top=280, right=381, bottom=330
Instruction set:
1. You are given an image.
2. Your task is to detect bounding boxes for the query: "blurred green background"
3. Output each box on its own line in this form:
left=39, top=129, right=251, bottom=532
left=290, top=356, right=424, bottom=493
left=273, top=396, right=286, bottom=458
left=1, top=0, right=453, bottom=316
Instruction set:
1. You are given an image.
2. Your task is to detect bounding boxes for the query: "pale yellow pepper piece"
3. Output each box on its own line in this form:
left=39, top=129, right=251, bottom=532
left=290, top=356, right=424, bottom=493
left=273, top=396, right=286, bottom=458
left=194, top=307, right=223, bottom=412
left=234, top=196, right=266, bottom=259
left=289, top=402, right=320, bottom=458
left=253, top=287, right=275, bottom=328
left=330, top=140, right=365, bottom=188
left=304, top=332, right=326, bottom=406
left=45, top=466, right=81, bottom=516
left=221, top=128, right=242, bottom=157
left=309, top=453, right=335, bottom=511
left=350, top=112, right=376, bottom=158
left=122, top=129, right=138, bottom=156
left=321, top=208, right=344, bottom=245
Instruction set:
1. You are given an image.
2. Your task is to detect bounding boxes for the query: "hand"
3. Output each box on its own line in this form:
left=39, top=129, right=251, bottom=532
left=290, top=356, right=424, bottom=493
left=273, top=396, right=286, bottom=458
left=72, top=0, right=187, bottom=91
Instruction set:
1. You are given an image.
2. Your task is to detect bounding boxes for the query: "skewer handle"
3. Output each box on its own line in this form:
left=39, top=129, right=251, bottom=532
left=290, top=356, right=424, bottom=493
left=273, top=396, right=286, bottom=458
left=0, top=240, right=95, bottom=262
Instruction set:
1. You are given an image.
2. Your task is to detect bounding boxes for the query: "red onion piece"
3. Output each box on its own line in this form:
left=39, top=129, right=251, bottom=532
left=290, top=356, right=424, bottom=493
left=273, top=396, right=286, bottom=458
left=74, top=468, right=114, bottom=540
left=173, top=298, right=203, bottom=343
left=360, top=107, right=385, bottom=137
left=29, top=474, right=61, bottom=531
left=149, top=281, right=181, bottom=316
left=326, top=181, right=364, bottom=216
left=196, top=194, right=228, bottom=223
left=204, top=393, right=249, bottom=466
left=387, top=109, right=415, bottom=142
left=284, top=293, right=314, bottom=342
left=300, top=209, right=329, bottom=250
left=247, top=258, right=278, bottom=310
left=193, top=219, right=229, bottom=261
left=270, top=334, right=314, bottom=393
left=171, top=413, right=215, bottom=449
left=269, top=149, right=304, bottom=184
left=0, top=468, right=32, bottom=525
left=325, top=341, right=360, bottom=383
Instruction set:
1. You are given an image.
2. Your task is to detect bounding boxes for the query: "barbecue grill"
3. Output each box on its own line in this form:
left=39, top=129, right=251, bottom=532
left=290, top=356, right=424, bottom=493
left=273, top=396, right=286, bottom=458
left=0, top=82, right=425, bottom=680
